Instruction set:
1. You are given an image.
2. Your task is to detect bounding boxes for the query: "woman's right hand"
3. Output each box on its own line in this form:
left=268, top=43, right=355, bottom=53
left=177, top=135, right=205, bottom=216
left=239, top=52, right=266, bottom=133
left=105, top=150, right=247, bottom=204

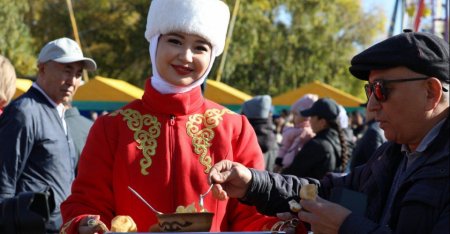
left=208, top=160, right=253, bottom=200
left=78, top=215, right=109, bottom=234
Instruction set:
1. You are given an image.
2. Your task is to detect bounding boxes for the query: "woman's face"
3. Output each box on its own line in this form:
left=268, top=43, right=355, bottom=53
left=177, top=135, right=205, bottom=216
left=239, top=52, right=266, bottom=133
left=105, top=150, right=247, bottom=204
left=309, top=116, right=326, bottom=133
left=156, top=32, right=212, bottom=86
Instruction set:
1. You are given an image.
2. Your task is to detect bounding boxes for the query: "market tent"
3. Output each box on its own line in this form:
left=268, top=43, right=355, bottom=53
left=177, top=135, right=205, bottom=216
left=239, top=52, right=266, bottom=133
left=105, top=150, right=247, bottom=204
left=272, top=80, right=364, bottom=111
left=13, top=78, right=33, bottom=99
left=73, top=76, right=144, bottom=111
left=204, top=79, right=252, bottom=111
left=12, top=77, right=252, bottom=113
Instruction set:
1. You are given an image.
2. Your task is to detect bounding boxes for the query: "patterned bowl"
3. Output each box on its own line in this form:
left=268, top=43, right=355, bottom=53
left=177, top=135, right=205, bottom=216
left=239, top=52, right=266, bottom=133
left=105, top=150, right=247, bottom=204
left=156, top=212, right=214, bottom=232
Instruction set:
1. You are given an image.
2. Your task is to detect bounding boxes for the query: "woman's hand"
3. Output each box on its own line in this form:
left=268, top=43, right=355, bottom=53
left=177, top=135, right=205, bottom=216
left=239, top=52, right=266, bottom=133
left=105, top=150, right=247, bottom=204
left=78, top=215, right=109, bottom=234
left=208, top=160, right=253, bottom=200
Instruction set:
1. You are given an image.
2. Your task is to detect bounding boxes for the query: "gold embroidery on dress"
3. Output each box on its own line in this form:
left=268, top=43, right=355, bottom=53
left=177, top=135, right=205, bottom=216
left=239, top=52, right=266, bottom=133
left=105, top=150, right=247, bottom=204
left=186, top=108, right=233, bottom=173
left=117, top=109, right=161, bottom=175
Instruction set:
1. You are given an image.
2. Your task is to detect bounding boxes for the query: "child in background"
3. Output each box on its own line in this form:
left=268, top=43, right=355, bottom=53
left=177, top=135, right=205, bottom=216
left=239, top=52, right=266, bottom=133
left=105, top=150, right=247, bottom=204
left=273, top=94, right=318, bottom=173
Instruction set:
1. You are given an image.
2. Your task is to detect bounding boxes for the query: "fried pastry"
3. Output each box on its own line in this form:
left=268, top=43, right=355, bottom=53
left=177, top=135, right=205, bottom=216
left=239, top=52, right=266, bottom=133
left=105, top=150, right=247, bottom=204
left=111, top=215, right=138, bottom=232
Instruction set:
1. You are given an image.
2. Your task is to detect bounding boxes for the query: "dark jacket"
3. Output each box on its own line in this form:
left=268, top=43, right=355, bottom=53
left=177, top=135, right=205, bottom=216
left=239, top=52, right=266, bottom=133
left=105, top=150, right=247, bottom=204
left=350, top=120, right=386, bottom=169
left=247, top=118, right=278, bottom=171
left=283, top=128, right=340, bottom=179
left=242, top=118, right=449, bottom=234
left=0, top=87, right=77, bottom=233
left=248, top=118, right=277, bottom=153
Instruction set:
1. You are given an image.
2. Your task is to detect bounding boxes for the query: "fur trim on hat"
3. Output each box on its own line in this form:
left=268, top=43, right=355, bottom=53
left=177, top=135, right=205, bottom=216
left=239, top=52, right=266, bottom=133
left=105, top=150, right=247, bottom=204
left=145, top=0, right=230, bottom=57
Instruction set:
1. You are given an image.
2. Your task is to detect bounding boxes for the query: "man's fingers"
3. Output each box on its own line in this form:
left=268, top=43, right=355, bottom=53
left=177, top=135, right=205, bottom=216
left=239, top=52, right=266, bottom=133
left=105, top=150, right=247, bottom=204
left=276, top=212, right=295, bottom=220
left=299, top=195, right=325, bottom=213
left=209, top=160, right=234, bottom=184
left=212, top=184, right=228, bottom=200
left=298, top=210, right=315, bottom=224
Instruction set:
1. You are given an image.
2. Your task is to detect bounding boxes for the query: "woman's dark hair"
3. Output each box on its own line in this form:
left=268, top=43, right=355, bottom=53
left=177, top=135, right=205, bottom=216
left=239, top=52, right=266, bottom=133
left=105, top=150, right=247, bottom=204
left=327, top=120, right=349, bottom=172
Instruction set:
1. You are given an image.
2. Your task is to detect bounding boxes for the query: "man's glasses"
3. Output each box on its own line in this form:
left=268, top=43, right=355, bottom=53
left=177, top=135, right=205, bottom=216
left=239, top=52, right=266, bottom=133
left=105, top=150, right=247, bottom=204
left=364, top=77, right=429, bottom=102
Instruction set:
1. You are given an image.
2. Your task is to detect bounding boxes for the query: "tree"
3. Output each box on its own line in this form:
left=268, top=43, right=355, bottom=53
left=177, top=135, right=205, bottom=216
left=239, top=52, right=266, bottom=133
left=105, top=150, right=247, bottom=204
left=0, top=0, right=36, bottom=77
left=26, top=0, right=150, bottom=86
left=219, top=0, right=384, bottom=98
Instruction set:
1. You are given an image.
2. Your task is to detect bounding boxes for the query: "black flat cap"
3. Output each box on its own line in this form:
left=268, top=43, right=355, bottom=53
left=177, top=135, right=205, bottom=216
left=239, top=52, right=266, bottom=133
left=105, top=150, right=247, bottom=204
left=349, top=30, right=449, bottom=83
left=300, top=98, right=340, bottom=121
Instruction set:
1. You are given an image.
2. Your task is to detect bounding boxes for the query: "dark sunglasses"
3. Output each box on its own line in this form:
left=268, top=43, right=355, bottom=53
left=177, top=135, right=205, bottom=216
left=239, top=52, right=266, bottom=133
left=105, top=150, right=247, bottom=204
left=364, top=77, right=429, bottom=102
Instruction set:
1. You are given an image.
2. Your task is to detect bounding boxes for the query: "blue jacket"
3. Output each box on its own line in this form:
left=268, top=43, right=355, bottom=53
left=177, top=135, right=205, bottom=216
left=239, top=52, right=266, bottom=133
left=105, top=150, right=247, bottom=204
left=242, top=118, right=449, bottom=234
left=0, top=87, right=77, bottom=233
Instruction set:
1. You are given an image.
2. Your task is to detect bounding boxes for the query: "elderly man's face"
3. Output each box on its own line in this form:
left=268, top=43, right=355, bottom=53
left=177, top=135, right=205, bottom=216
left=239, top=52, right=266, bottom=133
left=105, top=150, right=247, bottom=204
left=37, top=61, right=84, bottom=104
left=367, top=67, right=430, bottom=145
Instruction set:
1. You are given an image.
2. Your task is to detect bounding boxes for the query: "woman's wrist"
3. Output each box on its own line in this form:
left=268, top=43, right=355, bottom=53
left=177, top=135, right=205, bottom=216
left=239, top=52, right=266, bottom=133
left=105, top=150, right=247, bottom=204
left=270, top=218, right=300, bottom=232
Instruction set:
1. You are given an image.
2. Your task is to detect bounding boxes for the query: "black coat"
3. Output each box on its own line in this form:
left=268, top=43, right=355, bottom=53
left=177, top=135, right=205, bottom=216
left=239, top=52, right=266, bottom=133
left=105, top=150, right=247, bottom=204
left=350, top=120, right=386, bottom=169
left=241, top=118, right=449, bottom=234
left=283, top=128, right=341, bottom=179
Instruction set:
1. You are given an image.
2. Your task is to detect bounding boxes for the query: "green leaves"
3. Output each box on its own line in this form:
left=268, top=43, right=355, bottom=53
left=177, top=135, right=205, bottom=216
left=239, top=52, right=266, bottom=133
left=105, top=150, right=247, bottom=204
left=218, top=0, right=383, bottom=99
left=0, top=0, right=36, bottom=77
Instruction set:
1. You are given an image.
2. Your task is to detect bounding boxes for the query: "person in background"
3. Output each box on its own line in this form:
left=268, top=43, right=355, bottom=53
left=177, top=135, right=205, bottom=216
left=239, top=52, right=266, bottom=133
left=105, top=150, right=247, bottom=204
left=273, top=108, right=289, bottom=144
left=350, top=110, right=365, bottom=140
left=63, top=99, right=93, bottom=162
left=0, top=55, right=16, bottom=115
left=241, top=95, right=278, bottom=171
left=207, top=30, right=449, bottom=234
left=0, top=38, right=97, bottom=233
left=273, top=93, right=318, bottom=173
left=282, top=98, right=350, bottom=179
left=350, top=103, right=386, bottom=169
left=337, top=105, right=355, bottom=170
left=60, top=0, right=306, bottom=233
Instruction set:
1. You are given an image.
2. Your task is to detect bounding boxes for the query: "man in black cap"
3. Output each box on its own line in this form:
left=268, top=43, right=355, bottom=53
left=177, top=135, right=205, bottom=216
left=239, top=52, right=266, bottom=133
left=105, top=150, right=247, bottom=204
left=206, top=30, right=449, bottom=233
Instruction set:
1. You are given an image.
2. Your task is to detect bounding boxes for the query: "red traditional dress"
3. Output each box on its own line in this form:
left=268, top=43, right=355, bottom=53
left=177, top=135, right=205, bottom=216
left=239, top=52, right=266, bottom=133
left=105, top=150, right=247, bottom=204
left=60, top=79, right=280, bottom=232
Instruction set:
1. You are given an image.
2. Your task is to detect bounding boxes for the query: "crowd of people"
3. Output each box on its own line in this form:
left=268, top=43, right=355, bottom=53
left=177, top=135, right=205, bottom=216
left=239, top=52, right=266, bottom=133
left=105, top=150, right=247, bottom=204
left=0, top=0, right=448, bottom=233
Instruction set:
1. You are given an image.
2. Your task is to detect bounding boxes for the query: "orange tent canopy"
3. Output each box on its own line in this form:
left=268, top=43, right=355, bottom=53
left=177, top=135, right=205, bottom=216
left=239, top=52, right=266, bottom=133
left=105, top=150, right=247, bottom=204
left=272, top=81, right=364, bottom=107
left=204, top=79, right=252, bottom=105
left=13, top=78, right=33, bottom=99
left=74, top=76, right=144, bottom=102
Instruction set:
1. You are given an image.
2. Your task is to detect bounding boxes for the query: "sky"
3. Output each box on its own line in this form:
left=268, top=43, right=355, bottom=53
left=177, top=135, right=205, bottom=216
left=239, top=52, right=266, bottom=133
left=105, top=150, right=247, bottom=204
left=362, top=0, right=400, bottom=40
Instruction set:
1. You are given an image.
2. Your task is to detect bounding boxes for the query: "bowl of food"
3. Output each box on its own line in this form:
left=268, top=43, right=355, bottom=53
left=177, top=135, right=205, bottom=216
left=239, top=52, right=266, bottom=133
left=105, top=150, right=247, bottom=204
left=156, top=212, right=214, bottom=232
left=156, top=202, right=213, bottom=232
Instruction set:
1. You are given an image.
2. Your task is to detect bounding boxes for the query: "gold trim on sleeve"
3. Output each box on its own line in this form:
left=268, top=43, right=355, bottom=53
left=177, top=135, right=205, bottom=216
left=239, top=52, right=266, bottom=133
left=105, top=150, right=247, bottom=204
left=186, top=108, right=233, bottom=173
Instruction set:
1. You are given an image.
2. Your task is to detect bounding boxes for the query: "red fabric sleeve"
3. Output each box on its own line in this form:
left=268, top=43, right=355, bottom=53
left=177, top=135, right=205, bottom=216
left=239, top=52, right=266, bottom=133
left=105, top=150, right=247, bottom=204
left=60, top=117, right=116, bottom=233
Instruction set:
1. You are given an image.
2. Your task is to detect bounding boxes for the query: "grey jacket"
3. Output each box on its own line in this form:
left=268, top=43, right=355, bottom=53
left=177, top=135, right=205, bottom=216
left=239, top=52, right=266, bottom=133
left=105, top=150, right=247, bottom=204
left=64, top=107, right=93, bottom=160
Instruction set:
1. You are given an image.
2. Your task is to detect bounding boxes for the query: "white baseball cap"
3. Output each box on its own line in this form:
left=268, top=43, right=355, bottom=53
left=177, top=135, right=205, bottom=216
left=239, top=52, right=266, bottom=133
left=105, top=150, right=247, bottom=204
left=38, top=37, right=97, bottom=71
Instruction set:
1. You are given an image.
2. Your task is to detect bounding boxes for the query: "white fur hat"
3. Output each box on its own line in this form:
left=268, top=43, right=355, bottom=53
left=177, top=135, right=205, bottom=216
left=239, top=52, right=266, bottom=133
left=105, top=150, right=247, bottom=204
left=144, top=0, right=230, bottom=57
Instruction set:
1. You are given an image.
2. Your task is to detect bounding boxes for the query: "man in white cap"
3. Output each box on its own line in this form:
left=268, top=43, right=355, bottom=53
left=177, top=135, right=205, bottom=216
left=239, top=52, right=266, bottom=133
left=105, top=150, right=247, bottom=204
left=0, top=37, right=96, bottom=233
